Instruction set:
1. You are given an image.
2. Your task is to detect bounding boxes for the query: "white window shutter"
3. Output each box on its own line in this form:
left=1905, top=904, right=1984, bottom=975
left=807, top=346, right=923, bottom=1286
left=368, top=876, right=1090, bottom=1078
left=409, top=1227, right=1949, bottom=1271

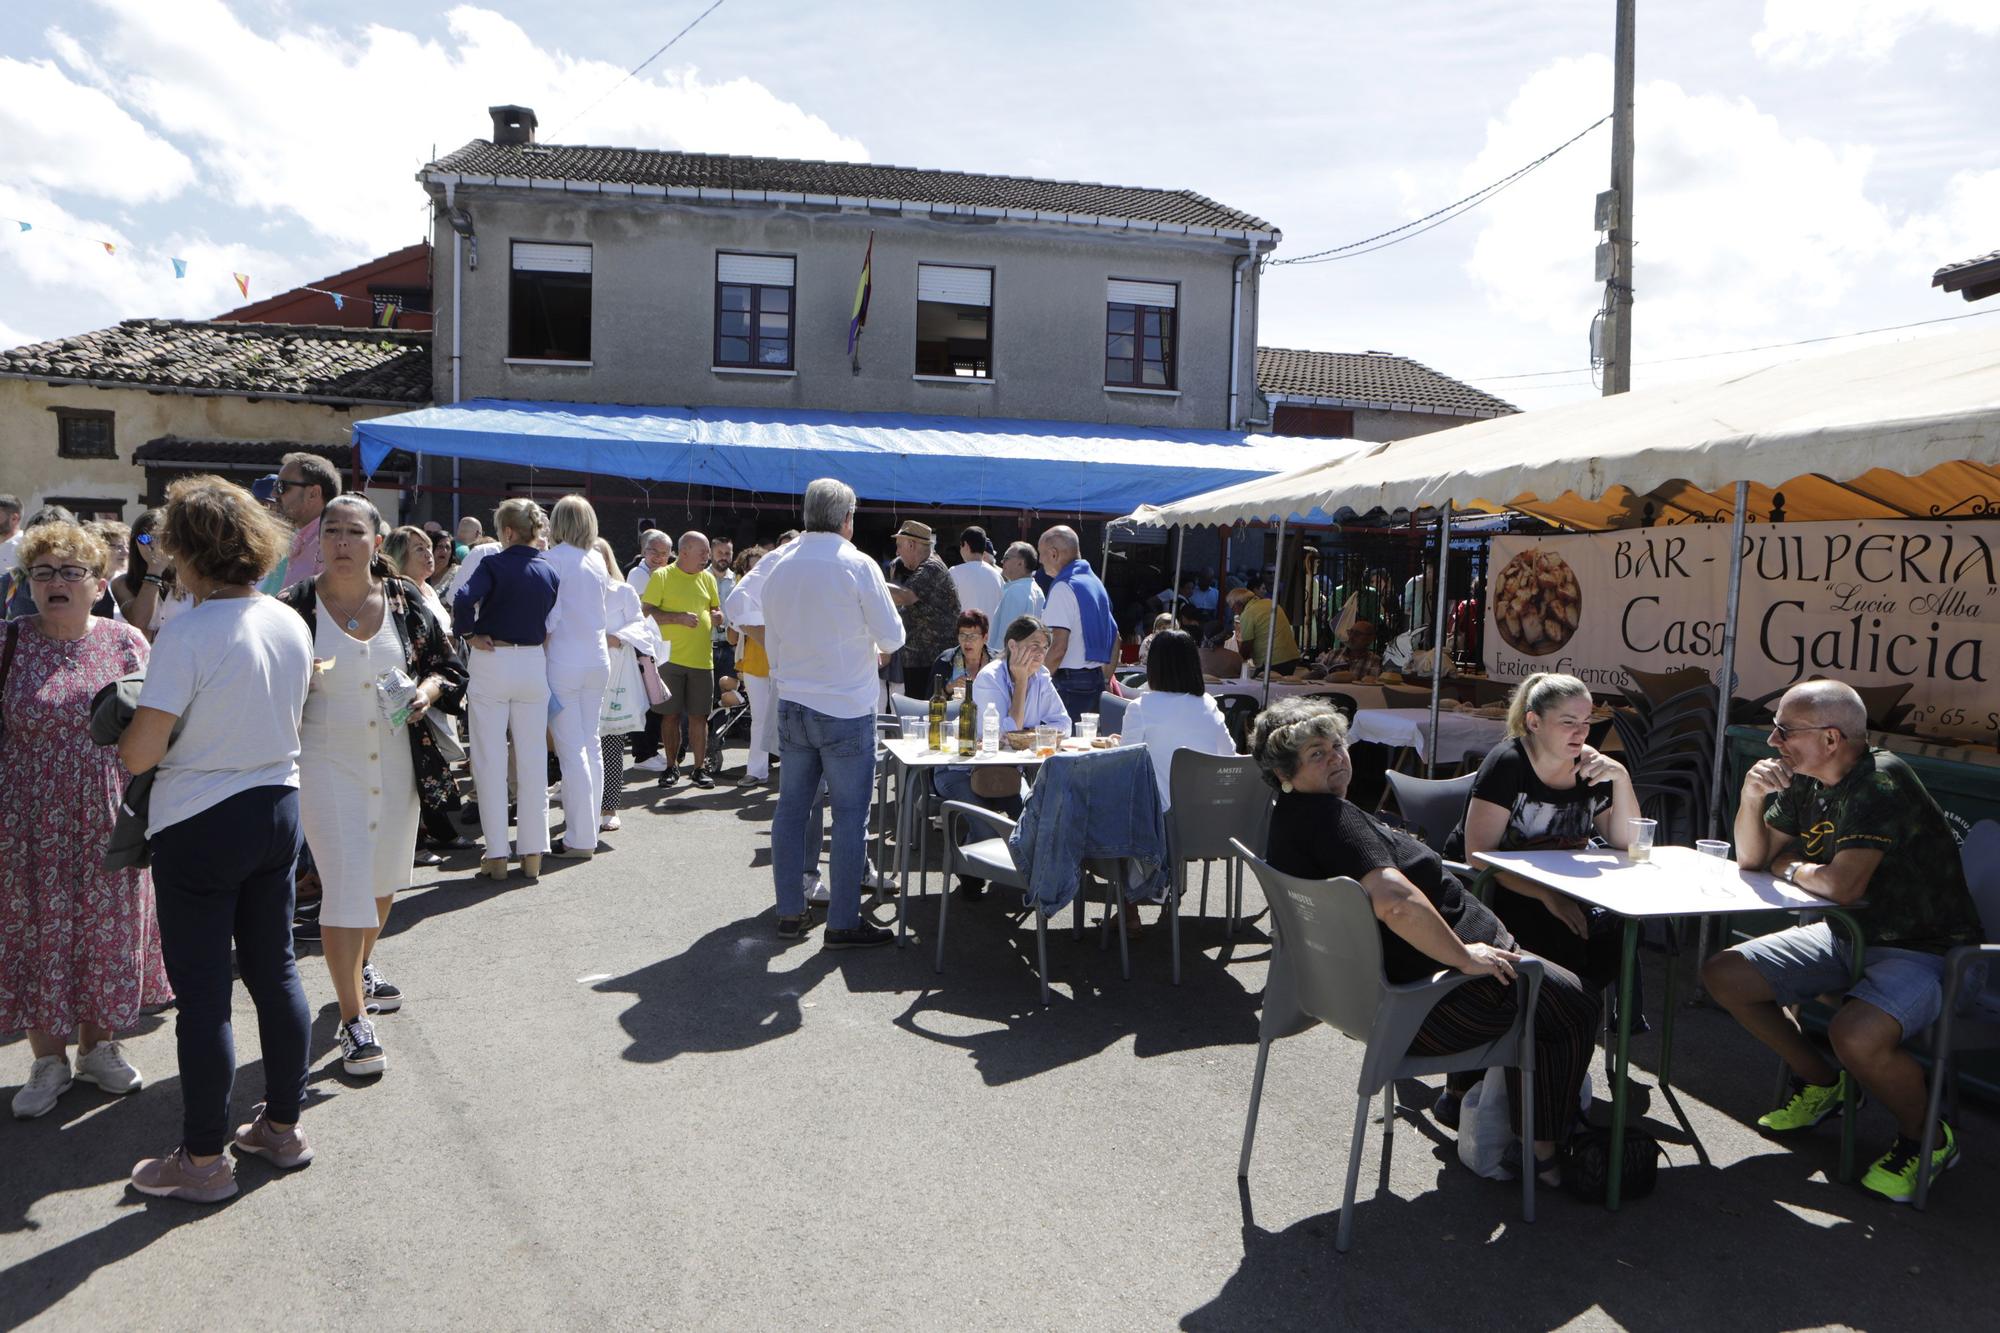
left=717, top=253, right=796, bottom=286
left=1106, top=278, right=1175, bottom=308
left=917, top=265, right=992, bottom=307
left=513, top=243, right=592, bottom=274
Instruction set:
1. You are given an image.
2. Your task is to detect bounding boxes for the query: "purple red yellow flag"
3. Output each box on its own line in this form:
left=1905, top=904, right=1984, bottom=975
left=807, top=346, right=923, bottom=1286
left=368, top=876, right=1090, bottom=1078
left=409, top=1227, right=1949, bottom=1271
left=233, top=273, right=250, bottom=298
left=846, top=231, right=874, bottom=362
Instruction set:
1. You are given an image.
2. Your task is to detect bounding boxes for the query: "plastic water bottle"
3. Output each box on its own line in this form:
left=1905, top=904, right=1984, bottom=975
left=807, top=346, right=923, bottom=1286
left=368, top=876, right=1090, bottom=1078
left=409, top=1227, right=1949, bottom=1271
left=981, top=702, right=1000, bottom=755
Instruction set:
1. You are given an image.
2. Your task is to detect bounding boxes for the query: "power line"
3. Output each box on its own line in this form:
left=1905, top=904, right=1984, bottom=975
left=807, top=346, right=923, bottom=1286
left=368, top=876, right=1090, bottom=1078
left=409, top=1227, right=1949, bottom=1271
left=546, top=0, right=733, bottom=139
left=1269, top=116, right=1610, bottom=267
left=1468, top=305, right=2000, bottom=382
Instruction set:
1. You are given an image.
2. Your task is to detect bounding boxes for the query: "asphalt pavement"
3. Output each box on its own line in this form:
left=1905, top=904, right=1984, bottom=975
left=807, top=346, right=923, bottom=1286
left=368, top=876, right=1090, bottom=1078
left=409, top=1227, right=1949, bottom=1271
left=3, top=760, right=1993, bottom=1331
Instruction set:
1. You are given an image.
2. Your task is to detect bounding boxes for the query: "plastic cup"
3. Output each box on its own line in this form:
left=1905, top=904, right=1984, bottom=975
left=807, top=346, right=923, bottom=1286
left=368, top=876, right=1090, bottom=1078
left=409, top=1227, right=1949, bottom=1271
left=1034, top=724, right=1060, bottom=757
left=900, top=717, right=925, bottom=743
left=1627, top=818, right=1658, bottom=864
left=1077, top=713, right=1099, bottom=741
left=1695, top=839, right=1731, bottom=859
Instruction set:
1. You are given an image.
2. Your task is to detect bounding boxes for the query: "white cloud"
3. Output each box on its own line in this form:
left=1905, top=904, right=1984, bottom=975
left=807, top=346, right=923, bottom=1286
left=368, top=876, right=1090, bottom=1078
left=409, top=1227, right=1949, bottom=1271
left=68, top=1, right=867, bottom=255
left=0, top=55, right=194, bottom=202
left=1753, top=0, right=2000, bottom=66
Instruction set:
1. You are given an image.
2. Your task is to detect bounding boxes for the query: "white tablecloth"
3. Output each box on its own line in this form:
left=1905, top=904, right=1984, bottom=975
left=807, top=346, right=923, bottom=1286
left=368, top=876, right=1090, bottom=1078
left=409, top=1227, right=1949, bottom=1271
left=1204, top=679, right=1351, bottom=705
left=1347, top=707, right=1509, bottom=763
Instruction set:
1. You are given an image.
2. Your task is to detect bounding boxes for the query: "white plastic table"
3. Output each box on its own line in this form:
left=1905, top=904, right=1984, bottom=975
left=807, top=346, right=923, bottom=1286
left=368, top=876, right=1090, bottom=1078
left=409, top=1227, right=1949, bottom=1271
left=880, top=735, right=1050, bottom=945
left=1350, top=707, right=1509, bottom=764
left=1472, top=845, right=1866, bottom=1208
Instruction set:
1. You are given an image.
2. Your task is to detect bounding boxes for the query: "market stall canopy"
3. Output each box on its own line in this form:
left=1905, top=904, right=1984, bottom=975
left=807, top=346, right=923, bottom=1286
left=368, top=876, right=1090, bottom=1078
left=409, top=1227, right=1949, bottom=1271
left=353, top=399, right=1356, bottom=515
left=1124, top=326, right=2000, bottom=530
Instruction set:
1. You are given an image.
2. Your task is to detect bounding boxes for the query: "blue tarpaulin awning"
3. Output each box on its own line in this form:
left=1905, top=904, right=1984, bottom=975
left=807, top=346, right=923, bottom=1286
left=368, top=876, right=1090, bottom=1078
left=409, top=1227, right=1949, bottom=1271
left=353, top=399, right=1357, bottom=514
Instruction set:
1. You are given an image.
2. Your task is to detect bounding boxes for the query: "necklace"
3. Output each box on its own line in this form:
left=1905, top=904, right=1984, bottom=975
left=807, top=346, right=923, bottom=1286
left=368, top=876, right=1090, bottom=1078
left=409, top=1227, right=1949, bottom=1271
left=320, top=583, right=377, bottom=633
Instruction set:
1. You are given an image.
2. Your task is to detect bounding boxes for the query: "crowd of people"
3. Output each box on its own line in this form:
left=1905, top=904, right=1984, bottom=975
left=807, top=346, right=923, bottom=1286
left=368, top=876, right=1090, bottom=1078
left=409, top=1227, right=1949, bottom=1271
left=0, top=469, right=1983, bottom=1210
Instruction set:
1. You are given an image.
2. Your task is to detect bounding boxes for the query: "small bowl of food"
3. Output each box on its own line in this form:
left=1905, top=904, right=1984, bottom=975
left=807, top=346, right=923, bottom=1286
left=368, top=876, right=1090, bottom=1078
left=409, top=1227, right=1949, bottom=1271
left=1001, top=730, right=1037, bottom=752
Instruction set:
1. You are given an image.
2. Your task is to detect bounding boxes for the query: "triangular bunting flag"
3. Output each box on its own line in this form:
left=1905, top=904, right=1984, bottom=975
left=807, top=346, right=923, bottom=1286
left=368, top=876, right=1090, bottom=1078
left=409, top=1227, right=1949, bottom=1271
left=15, top=221, right=28, bottom=232
left=233, top=273, right=250, bottom=298
left=331, top=293, right=345, bottom=311
left=101, top=241, right=116, bottom=255
left=171, top=258, right=187, bottom=279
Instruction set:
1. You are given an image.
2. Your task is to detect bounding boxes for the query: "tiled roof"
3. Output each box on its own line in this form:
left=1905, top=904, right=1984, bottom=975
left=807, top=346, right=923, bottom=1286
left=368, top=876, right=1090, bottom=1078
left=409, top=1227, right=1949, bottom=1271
left=1932, top=249, right=2000, bottom=302
left=132, top=437, right=415, bottom=475
left=0, top=320, right=431, bottom=404
left=426, top=140, right=1275, bottom=236
left=1256, top=347, right=1517, bottom=418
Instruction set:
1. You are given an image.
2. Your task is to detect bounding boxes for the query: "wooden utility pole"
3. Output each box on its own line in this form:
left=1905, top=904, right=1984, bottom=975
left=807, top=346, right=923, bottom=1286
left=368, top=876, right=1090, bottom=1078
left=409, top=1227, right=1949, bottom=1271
left=1602, top=0, right=1636, bottom=395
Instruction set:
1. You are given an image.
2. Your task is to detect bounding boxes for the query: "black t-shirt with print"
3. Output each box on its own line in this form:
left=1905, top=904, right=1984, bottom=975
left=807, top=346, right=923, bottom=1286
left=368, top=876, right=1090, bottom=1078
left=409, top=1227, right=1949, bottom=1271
left=1267, top=791, right=1507, bottom=984
left=1447, top=736, right=1610, bottom=860
left=1765, top=748, right=1982, bottom=954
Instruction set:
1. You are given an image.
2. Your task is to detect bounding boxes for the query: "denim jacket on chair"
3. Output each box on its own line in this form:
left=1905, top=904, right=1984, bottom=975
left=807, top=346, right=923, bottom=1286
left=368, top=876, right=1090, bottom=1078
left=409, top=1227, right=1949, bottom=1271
left=1007, top=746, right=1168, bottom=916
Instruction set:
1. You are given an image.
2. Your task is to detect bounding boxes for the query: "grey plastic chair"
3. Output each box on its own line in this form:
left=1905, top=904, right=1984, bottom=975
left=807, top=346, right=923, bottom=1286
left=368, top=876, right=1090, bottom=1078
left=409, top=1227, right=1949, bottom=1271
left=885, top=694, right=966, bottom=897
left=1097, top=691, right=1128, bottom=736
left=1382, top=770, right=1476, bottom=863
left=1232, top=839, right=1544, bottom=1251
left=1916, top=818, right=2000, bottom=1208
left=1167, top=751, right=1274, bottom=967
left=938, top=801, right=1132, bottom=1006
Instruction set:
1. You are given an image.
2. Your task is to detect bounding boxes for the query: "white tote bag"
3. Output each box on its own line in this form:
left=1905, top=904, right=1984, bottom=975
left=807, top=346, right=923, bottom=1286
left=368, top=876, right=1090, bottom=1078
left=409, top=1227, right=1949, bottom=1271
left=599, top=643, right=648, bottom=736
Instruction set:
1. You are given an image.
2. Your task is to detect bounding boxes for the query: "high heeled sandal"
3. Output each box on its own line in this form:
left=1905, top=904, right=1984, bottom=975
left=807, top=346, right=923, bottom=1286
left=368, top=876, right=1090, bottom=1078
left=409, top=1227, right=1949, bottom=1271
left=518, top=853, right=542, bottom=880
left=476, top=858, right=510, bottom=881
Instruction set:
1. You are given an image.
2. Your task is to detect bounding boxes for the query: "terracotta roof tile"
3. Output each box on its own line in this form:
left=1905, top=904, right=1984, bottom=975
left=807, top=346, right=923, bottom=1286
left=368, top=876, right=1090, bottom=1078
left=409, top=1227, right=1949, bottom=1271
left=1256, top=347, right=1516, bottom=417
left=427, top=140, right=1275, bottom=234
left=0, top=319, right=431, bottom=404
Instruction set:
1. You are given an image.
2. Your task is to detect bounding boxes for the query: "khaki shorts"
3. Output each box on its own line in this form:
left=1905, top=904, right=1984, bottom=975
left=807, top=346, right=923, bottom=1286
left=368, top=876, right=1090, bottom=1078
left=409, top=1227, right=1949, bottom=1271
left=658, top=663, right=713, bottom=717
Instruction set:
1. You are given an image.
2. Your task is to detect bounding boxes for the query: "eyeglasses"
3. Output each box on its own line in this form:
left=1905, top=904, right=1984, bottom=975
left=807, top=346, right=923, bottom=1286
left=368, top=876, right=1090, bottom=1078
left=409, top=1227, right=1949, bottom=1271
left=27, top=565, right=93, bottom=583
left=1769, top=720, right=1840, bottom=742
left=271, top=479, right=300, bottom=495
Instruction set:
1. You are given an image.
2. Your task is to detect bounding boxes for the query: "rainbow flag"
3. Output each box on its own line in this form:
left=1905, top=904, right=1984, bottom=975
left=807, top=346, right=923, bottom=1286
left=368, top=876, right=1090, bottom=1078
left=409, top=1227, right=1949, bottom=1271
left=846, top=231, right=873, bottom=362
left=376, top=298, right=400, bottom=329
left=233, top=272, right=250, bottom=298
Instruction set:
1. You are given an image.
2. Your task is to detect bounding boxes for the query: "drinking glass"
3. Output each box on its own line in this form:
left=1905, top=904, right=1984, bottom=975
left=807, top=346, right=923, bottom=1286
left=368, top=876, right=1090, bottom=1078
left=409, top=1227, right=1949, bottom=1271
left=1627, top=818, right=1658, bottom=864
left=1695, top=838, right=1734, bottom=897
left=1076, top=713, right=1099, bottom=742
left=1695, top=839, right=1731, bottom=859
left=900, top=717, right=926, bottom=743
left=1034, top=724, right=1060, bottom=757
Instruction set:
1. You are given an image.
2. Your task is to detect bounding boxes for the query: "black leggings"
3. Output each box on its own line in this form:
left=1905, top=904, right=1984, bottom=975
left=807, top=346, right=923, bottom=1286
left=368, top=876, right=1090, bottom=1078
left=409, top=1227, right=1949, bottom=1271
left=1411, top=952, right=1601, bottom=1142
left=150, top=785, right=311, bottom=1156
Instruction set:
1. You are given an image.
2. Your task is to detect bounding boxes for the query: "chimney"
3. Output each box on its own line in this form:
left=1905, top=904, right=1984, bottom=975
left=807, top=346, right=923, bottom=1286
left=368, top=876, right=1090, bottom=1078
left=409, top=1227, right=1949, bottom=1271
left=489, top=105, right=538, bottom=146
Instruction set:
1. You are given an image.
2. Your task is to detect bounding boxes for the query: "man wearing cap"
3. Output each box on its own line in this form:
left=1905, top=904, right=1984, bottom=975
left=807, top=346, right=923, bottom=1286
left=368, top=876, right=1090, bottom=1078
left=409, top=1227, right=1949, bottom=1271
left=949, top=525, right=1005, bottom=626
left=886, top=520, right=960, bottom=700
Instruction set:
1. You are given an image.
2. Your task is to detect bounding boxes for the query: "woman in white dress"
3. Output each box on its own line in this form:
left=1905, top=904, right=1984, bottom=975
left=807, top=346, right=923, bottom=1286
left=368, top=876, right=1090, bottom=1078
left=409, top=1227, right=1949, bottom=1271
left=279, top=496, right=465, bottom=1077
left=542, top=496, right=613, bottom=858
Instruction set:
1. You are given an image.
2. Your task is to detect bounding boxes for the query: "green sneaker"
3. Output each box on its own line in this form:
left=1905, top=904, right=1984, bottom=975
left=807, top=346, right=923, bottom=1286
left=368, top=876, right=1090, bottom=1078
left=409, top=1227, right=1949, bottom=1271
left=1861, top=1123, right=1958, bottom=1204
left=1756, top=1073, right=1849, bottom=1133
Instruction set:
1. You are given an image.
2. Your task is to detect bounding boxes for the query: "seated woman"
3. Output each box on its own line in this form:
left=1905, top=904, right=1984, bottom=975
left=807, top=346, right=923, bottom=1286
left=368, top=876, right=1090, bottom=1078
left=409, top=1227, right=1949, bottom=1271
left=1138, top=612, right=1176, bottom=666
left=1250, top=697, right=1600, bottom=1183
left=1115, top=629, right=1235, bottom=809
left=933, top=609, right=992, bottom=700
left=934, top=615, right=1070, bottom=900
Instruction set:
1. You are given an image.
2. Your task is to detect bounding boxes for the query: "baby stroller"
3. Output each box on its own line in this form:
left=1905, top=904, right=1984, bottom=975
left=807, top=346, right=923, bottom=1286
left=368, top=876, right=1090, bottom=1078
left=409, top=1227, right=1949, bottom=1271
left=673, top=676, right=753, bottom=778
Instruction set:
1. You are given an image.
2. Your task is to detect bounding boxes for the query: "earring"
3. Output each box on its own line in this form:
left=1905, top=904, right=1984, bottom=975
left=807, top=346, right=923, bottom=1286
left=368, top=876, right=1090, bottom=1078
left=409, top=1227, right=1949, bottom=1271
left=1281, top=779, right=1294, bottom=793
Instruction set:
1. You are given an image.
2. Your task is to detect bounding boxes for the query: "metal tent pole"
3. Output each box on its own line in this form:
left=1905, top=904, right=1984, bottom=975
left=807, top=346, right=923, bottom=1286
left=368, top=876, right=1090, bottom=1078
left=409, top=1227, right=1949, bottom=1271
left=1169, top=525, right=1184, bottom=623
left=1426, top=504, right=1453, bottom=776
left=1262, top=516, right=1288, bottom=711
left=1695, top=480, right=1752, bottom=991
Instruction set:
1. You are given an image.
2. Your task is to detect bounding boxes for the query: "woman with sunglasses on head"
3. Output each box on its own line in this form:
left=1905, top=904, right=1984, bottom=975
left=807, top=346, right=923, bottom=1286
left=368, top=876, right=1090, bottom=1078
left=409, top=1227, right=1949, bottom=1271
left=1, top=520, right=171, bottom=1120
left=279, top=496, right=466, bottom=1080
left=109, top=509, right=193, bottom=643
left=119, top=476, right=316, bottom=1202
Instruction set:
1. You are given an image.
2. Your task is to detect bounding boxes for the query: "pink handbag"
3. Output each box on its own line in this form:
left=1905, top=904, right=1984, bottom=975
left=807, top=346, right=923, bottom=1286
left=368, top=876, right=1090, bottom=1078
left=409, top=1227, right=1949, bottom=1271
left=639, top=654, right=671, bottom=714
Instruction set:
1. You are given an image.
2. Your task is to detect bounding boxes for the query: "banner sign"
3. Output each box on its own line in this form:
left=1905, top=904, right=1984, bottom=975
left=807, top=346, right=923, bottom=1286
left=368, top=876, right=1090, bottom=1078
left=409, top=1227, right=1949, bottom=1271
left=1485, top=521, right=2000, bottom=743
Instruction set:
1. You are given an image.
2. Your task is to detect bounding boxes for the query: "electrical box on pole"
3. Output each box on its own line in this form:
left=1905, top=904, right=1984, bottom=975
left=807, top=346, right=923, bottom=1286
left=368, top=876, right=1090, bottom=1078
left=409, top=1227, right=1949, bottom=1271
left=1602, top=0, right=1636, bottom=396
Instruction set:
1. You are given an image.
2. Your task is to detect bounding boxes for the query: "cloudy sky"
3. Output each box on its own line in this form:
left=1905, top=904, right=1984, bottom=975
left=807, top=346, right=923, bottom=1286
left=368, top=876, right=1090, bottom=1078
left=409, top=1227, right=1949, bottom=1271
left=2, top=0, right=1996, bottom=407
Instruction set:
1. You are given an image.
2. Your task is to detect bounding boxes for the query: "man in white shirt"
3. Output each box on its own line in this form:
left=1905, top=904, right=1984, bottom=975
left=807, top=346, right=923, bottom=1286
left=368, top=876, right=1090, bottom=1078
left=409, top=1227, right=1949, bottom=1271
left=627, top=529, right=673, bottom=599
left=727, top=478, right=904, bottom=949
left=991, top=540, right=1045, bottom=638
left=1037, top=524, right=1117, bottom=723
left=948, top=525, right=1005, bottom=626
left=709, top=536, right=737, bottom=674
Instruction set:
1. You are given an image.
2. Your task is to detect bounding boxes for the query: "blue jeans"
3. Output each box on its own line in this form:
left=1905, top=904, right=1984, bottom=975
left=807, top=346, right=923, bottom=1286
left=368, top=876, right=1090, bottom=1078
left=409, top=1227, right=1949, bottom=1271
left=149, top=785, right=311, bottom=1157
left=1052, top=667, right=1105, bottom=724
left=772, top=701, right=875, bottom=930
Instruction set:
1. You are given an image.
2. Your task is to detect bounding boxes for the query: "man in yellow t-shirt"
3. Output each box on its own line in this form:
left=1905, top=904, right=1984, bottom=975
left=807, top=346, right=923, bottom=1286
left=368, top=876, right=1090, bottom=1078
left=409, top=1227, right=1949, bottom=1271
left=1227, top=584, right=1300, bottom=675
left=642, top=531, right=724, bottom=787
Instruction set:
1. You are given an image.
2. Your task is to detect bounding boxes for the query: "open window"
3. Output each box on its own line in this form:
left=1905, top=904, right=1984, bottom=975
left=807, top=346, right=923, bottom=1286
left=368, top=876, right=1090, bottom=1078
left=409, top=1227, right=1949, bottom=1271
left=509, top=242, right=592, bottom=362
left=914, top=264, right=993, bottom=377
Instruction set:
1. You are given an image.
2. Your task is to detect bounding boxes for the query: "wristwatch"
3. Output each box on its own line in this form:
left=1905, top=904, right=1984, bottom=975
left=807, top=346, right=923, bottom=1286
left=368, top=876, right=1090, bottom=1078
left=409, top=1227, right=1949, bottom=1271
left=1782, top=861, right=1802, bottom=885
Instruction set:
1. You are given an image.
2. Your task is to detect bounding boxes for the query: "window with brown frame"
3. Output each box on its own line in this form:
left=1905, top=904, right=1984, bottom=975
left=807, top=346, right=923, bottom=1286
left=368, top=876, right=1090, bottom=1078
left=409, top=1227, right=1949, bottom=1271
left=52, top=407, right=116, bottom=460
left=714, top=253, right=796, bottom=369
left=1272, top=405, right=1356, bottom=438
left=1104, top=280, right=1177, bottom=389
left=508, top=242, right=593, bottom=361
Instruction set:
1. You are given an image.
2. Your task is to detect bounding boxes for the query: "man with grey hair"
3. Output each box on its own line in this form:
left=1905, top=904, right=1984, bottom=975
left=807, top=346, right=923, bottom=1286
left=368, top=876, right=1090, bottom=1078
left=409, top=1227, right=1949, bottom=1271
left=625, top=528, right=676, bottom=770
left=1037, top=524, right=1117, bottom=723
left=456, top=515, right=484, bottom=548
left=886, top=520, right=959, bottom=700
left=641, top=530, right=723, bottom=787
left=991, top=539, right=1045, bottom=638
left=727, top=478, right=904, bottom=946
left=1705, top=678, right=1984, bottom=1203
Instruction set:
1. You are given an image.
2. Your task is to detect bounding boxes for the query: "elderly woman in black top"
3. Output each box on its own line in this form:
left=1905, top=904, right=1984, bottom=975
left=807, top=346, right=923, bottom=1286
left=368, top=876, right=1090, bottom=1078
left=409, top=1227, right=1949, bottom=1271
left=1250, top=697, right=1600, bottom=1181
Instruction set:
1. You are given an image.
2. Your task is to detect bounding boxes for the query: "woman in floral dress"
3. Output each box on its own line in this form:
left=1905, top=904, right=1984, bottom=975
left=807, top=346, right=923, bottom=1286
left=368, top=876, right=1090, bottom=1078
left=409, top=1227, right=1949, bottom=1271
left=2, top=520, right=171, bottom=1119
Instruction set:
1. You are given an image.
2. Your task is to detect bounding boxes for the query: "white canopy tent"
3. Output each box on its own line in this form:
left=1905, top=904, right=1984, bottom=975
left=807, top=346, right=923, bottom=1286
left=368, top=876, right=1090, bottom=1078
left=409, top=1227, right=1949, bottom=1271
left=1123, top=326, right=2000, bottom=805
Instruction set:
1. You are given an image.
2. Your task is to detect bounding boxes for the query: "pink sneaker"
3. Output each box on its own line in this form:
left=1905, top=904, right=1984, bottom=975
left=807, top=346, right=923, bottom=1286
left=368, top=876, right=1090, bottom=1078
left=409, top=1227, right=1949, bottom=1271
left=232, top=1105, right=315, bottom=1169
left=131, top=1146, right=238, bottom=1203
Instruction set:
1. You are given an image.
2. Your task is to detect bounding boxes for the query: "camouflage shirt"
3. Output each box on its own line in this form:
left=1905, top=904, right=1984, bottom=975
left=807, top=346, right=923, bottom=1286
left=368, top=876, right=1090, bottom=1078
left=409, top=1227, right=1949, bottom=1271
left=892, top=554, right=961, bottom=666
left=1764, top=748, right=1982, bottom=954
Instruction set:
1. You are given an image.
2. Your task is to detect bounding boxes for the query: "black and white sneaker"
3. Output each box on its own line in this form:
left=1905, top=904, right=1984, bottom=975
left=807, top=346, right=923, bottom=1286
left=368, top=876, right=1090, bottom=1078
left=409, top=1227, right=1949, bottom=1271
left=338, top=1016, right=386, bottom=1077
left=362, top=962, right=403, bottom=1014
left=292, top=897, right=322, bottom=942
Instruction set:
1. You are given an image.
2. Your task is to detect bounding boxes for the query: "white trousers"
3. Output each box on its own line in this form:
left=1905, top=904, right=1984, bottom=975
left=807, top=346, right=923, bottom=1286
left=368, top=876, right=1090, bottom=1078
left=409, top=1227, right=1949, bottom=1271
left=468, top=645, right=551, bottom=857
left=743, top=672, right=776, bottom=779
left=548, top=670, right=607, bottom=852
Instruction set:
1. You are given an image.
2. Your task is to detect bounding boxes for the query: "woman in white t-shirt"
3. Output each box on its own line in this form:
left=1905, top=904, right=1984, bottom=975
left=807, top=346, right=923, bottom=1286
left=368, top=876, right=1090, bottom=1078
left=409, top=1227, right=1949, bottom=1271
left=118, top=476, right=316, bottom=1205
left=1115, top=629, right=1237, bottom=809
